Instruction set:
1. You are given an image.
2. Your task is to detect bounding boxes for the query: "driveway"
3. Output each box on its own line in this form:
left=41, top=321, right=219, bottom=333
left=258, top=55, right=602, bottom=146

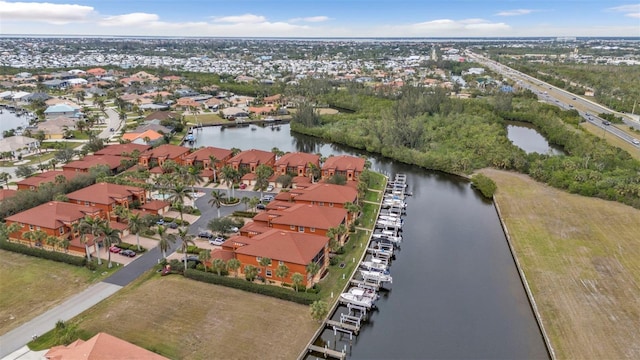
left=91, top=234, right=159, bottom=266
left=188, top=186, right=272, bottom=235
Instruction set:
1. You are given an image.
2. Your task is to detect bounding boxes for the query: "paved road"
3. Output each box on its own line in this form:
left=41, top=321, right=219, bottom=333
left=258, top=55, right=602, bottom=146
left=0, top=237, right=182, bottom=358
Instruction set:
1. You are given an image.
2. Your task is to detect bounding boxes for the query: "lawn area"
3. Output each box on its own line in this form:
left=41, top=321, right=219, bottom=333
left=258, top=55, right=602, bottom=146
left=185, top=113, right=227, bottom=125
left=0, top=250, right=110, bottom=335
left=482, top=169, right=640, bottom=360
left=581, top=122, right=640, bottom=161
left=66, top=274, right=318, bottom=359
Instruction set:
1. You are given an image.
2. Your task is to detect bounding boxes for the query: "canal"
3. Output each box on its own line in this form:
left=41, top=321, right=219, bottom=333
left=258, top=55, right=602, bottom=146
left=192, top=124, right=549, bottom=359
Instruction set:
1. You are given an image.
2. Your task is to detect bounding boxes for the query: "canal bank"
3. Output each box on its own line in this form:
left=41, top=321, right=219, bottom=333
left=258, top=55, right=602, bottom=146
left=494, top=200, right=555, bottom=360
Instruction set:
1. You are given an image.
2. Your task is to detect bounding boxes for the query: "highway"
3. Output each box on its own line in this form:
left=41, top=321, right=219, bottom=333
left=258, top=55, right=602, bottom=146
left=466, top=51, right=640, bottom=149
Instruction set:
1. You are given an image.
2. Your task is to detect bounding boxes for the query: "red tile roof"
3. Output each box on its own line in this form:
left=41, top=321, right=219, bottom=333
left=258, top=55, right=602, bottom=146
left=45, top=332, right=168, bottom=360
left=235, top=229, right=327, bottom=266
left=140, top=200, right=170, bottom=211
left=184, top=146, right=233, bottom=162
left=322, top=155, right=365, bottom=173
left=293, top=183, right=357, bottom=205
left=6, top=201, right=102, bottom=229
left=66, top=182, right=145, bottom=206
left=269, top=203, right=347, bottom=230
left=210, top=249, right=235, bottom=261
left=140, top=144, right=190, bottom=160
left=94, top=143, right=151, bottom=156
left=228, top=149, right=275, bottom=167
left=274, top=152, right=320, bottom=169
left=62, top=155, right=127, bottom=172
left=16, top=170, right=74, bottom=188
left=0, top=189, right=17, bottom=201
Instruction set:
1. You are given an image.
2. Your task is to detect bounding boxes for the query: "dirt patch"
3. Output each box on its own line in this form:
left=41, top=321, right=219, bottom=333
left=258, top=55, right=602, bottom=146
left=73, top=274, right=318, bottom=359
left=482, top=169, right=640, bottom=359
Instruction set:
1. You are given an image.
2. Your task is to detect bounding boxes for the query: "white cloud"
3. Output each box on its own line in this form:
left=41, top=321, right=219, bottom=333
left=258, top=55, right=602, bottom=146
left=290, top=16, right=330, bottom=23
left=100, top=13, right=160, bottom=27
left=382, top=18, right=511, bottom=36
left=212, top=14, right=266, bottom=24
left=0, top=1, right=95, bottom=24
left=495, top=9, right=534, bottom=16
left=607, top=4, right=640, bottom=18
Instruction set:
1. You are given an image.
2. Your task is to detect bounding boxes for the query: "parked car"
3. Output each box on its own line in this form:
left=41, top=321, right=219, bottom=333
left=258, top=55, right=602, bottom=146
left=198, top=231, right=214, bottom=239
left=120, top=249, right=136, bottom=257
left=239, top=183, right=247, bottom=189
left=256, top=204, right=266, bottom=210
left=230, top=226, right=239, bottom=233
left=266, top=185, right=274, bottom=192
left=109, top=245, right=121, bottom=253
left=156, top=219, right=165, bottom=225
left=167, top=222, right=178, bottom=229
left=209, top=237, right=225, bottom=246
left=261, top=195, right=274, bottom=202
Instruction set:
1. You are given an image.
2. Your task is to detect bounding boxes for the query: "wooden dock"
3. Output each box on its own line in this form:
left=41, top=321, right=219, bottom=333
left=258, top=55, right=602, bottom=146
left=350, top=278, right=381, bottom=290
left=307, top=344, right=346, bottom=360
left=326, top=319, right=360, bottom=334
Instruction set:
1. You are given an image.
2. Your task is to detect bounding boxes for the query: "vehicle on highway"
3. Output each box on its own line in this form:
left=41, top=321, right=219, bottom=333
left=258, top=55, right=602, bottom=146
left=120, top=249, right=136, bottom=257
left=209, top=237, right=225, bottom=246
left=632, top=138, right=640, bottom=145
left=198, top=231, right=214, bottom=239
left=602, top=120, right=611, bottom=126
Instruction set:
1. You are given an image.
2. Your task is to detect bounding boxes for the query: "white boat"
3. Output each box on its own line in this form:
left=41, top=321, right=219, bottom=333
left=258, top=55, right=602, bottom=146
left=372, top=234, right=402, bottom=245
left=360, top=270, right=393, bottom=284
left=339, top=288, right=377, bottom=308
left=360, top=257, right=388, bottom=272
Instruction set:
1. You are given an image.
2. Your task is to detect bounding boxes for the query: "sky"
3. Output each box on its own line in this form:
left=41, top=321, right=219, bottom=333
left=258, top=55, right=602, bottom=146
left=0, top=0, right=639, bottom=38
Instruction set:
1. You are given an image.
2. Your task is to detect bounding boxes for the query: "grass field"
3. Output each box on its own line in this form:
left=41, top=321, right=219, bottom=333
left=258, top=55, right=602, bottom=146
left=68, top=274, right=318, bottom=359
left=0, top=250, right=100, bottom=335
left=482, top=169, right=640, bottom=360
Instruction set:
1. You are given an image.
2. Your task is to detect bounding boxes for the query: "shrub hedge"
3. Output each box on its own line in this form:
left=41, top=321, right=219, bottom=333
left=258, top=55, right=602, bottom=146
left=232, top=211, right=257, bottom=218
left=184, top=269, right=319, bottom=305
left=0, top=239, right=86, bottom=267
left=116, top=243, right=147, bottom=253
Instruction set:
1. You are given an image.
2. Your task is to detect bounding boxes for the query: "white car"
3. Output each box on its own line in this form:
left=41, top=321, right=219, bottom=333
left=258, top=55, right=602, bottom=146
left=632, top=138, right=640, bottom=145
left=209, top=237, right=225, bottom=246
left=266, top=185, right=274, bottom=192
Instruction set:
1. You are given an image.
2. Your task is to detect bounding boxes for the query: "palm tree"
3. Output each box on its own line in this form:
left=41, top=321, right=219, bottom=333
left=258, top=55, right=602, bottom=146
left=0, top=172, right=11, bottom=189
left=275, top=263, right=290, bottom=285
left=207, top=155, right=219, bottom=183
left=244, top=264, right=259, bottom=282
left=126, top=213, right=147, bottom=251
left=45, top=235, right=60, bottom=251
left=22, top=230, right=47, bottom=248
left=157, top=225, right=177, bottom=259
left=306, top=262, right=321, bottom=287
left=72, top=221, right=92, bottom=261
left=212, top=258, right=226, bottom=276
left=307, top=162, right=321, bottom=183
left=291, top=272, right=304, bottom=292
left=208, top=190, right=225, bottom=218
left=254, top=164, right=274, bottom=199
left=199, top=250, right=211, bottom=272
left=240, top=196, right=250, bottom=211
left=258, top=257, right=272, bottom=281
left=336, top=224, right=348, bottom=246
left=249, top=197, right=260, bottom=212
left=78, top=216, right=105, bottom=265
left=177, top=228, right=195, bottom=271
left=227, top=258, right=241, bottom=277
left=326, top=227, right=340, bottom=252
left=185, top=166, right=204, bottom=194
left=167, top=184, right=194, bottom=225
left=100, top=222, right=122, bottom=268
left=220, top=165, right=236, bottom=198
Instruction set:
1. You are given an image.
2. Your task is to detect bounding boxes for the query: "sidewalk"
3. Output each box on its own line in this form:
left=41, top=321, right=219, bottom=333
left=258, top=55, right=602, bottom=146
left=0, top=283, right=122, bottom=358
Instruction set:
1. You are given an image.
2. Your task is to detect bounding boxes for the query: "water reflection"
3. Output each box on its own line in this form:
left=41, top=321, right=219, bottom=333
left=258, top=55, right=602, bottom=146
left=507, top=121, right=565, bottom=155
left=192, top=123, right=548, bottom=359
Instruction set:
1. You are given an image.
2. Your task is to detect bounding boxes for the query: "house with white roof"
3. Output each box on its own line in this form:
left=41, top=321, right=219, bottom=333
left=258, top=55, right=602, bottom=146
left=0, top=135, right=39, bottom=158
left=44, top=103, right=78, bottom=119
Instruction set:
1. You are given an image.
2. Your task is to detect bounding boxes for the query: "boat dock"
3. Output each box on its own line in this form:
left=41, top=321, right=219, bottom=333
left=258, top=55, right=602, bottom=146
left=303, top=173, right=409, bottom=359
